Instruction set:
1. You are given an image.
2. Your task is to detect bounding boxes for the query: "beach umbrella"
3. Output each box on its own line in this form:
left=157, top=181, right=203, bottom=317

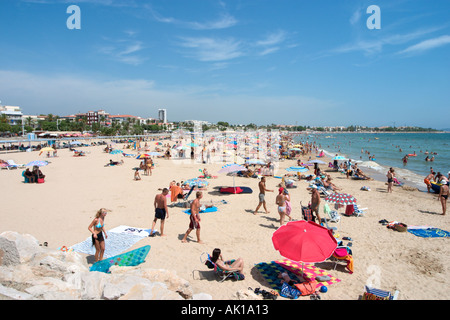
left=218, top=163, right=248, bottom=191
left=136, top=154, right=150, bottom=159
left=70, top=141, right=82, bottom=146
left=289, top=148, right=302, bottom=151
left=324, top=193, right=357, bottom=205
left=286, top=166, right=308, bottom=173
left=40, top=147, right=55, bottom=152
left=307, top=160, right=326, bottom=164
left=26, top=160, right=49, bottom=167
left=187, top=143, right=199, bottom=147
left=272, top=220, right=337, bottom=263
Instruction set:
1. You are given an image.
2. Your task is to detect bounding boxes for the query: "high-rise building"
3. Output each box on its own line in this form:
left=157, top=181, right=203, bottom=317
left=158, top=109, right=167, bottom=123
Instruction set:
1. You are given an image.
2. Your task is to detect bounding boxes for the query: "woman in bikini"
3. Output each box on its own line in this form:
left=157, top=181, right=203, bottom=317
left=387, top=168, right=395, bottom=193
left=88, top=208, right=110, bottom=262
left=210, top=248, right=245, bottom=275
left=439, top=182, right=449, bottom=215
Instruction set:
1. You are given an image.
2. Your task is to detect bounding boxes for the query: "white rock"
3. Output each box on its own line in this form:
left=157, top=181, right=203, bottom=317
left=0, top=232, right=42, bottom=264
left=192, top=293, right=213, bottom=300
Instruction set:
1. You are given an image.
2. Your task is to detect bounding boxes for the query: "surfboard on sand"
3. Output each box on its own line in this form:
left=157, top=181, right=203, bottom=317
left=89, top=245, right=151, bottom=273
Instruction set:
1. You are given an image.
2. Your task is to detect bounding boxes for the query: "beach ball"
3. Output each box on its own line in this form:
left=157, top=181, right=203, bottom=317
left=320, top=286, right=328, bottom=293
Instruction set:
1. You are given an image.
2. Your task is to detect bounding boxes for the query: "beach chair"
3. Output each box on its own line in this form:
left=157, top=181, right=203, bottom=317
left=323, top=203, right=341, bottom=223
left=200, top=252, right=244, bottom=282
left=300, top=202, right=315, bottom=222
left=331, top=246, right=354, bottom=274
left=353, top=204, right=367, bottom=217
left=7, top=160, right=25, bottom=168
left=363, top=285, right=399, bottom=300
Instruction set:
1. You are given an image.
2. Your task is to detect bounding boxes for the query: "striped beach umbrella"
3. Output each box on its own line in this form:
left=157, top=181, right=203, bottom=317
left=26, top=160, right=49, bottom=167
left=324, top=193, right=357, bottom=205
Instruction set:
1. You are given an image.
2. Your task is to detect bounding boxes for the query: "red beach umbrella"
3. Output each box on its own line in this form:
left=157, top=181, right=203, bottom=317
left=272, top=220, right=337, bottom=263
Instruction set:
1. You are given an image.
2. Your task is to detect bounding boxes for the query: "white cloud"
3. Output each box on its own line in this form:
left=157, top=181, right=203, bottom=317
left=177, top=37, right=244, bottom=62
left=398, top=35, right=450, bottom=55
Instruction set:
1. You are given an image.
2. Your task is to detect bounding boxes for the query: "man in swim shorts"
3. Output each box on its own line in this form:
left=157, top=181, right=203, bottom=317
left=424, top=171, right=435, bottom=193
left=253, top=177, right=273, bottom=215
left=149, top=188, right=169, bottom=237
left=182, top=191, right=204, bottom=243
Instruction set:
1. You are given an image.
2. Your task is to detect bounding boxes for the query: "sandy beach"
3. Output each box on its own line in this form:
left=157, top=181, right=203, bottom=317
left=1, top=138, right=449, bottom=300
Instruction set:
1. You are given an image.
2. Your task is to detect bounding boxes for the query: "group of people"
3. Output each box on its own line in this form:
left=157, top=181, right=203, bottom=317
left=24, top=166, right=45, bottom=183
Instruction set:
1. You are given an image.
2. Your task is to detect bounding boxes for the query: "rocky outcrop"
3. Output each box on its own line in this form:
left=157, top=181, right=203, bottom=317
left=0, top=231, right=209, bottom=300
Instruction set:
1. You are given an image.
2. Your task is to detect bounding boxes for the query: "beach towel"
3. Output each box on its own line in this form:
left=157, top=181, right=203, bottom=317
left=407, top=227, right=450, bottom=238
left=71, top=225, right=151, bottom=258
left=183, top=206, right=218, bottom=214
left=89, top=245, right=151, bottom=273
left=170, top=185, right=183, bottom=202
left=275, top=259, right=341, bottom=287
left=254, top=261, right=300, bottom=292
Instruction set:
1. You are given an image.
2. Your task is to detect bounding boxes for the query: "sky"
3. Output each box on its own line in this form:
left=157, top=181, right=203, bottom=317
left=0, top=0, right=449, bottom=128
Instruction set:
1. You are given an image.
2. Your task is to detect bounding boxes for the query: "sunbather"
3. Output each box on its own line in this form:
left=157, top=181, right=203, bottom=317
left=210, top=248, right=245, bottom=275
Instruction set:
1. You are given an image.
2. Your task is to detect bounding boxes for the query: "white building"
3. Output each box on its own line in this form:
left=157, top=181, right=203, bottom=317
left=0, top=105, right=23, bottom=126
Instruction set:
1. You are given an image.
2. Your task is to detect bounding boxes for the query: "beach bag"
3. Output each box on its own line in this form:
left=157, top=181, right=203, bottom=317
left=394, top=223, right=408, bottom=232
left=280, top=282, right=300, bottom=299
left=294, top=281, right=318, bottom=296
left=37, top=178, right=45, bottom=183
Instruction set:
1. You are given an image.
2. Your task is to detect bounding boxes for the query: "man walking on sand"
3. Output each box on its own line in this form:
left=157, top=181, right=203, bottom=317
left=150, top=188, right=169, bottom=237
left=254, top=177, right=273, bottom=215
left=182, top=191, right=204, bottom=243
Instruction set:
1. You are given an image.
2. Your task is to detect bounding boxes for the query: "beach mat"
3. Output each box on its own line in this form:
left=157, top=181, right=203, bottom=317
left=70, top=226, right=152, bottom=258
left=254, top=261, right=300, bottom=291
left=90, top=245, right=151, bottom=273
left=407, top=227, right=450, bottom=238
left=275, top=259, right=341, bottom=287
left=183, top=206, right=218, bottom=214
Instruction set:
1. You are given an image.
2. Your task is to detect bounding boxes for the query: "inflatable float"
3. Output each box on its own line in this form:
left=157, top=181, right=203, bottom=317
left=431, top=182, right=442, bottom=194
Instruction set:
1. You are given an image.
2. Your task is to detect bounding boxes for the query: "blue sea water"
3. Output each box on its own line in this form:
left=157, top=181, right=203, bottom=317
left=294, top=132, right=450, bottom=191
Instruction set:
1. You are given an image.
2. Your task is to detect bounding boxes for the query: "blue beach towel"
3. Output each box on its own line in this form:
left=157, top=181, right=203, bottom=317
left=183, top=206, right=218, bottom=214
left=407, top=228, right=450, bottom=238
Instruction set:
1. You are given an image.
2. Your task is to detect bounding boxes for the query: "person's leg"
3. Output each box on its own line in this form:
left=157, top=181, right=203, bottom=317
left=253, top=202, right=262, bottom=214
left=93, top=240, right=101, bottom=262
left=160, top=219, right=166, bottom=236
left=98, top=240, right=106, bottom=261
left=263, top=200, right=270, bottom=214
left=181, top=228, right=192, bottom=242
left=196, top=228, right=203, bottom=244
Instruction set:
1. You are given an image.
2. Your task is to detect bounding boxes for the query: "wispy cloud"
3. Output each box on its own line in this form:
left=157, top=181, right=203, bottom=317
left=177, top=37, right=243, bottom=62
left=148, top=6, right=237, bottom=30
left=398, top=35, right=450, bottom=55
left=98, top=33, right=146, bottom=65
left=331, top=26, right=446, bottom=56
left=254, top=30, right=287, bottom=56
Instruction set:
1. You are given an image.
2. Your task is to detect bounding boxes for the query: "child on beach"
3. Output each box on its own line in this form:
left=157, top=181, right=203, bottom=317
left=134, top=168, right=141, bottom=181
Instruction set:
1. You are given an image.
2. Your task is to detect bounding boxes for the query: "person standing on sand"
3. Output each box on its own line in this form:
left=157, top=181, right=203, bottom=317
left=387, top=168, right=395, bottom=193
left=253, top=176, right=273, bottom=215
left=182, top=191, right=204, bottom=243
left=150, top=188, right=169, bottom=237
left=276, top=188, right=289, bottom=226
left=439, top=182, right=448, bottom=215
left=424, top=171, right=435, bottom=193
left=310, top=185, right=323, bottom=223
left=88, top=208, right=110, bottom=262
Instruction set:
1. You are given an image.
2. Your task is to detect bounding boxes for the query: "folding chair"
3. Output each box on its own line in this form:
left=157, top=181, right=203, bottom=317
left=200, top=252, right=243, bottom=282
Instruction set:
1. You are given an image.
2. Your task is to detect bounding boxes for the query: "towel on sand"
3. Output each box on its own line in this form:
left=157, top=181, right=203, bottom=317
left=71, top=225, right=152, bottom=258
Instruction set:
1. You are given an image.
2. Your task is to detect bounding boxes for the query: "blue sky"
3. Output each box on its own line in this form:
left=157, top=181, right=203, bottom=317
left=0, top=0, right=449, bottom=128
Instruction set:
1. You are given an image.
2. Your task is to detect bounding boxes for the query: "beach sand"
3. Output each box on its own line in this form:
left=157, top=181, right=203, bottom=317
left=1, top=140, right=449, bottom=300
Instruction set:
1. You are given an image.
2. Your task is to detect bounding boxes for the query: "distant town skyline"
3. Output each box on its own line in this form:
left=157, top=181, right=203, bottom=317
left=1, top=1, right=449, bottom=129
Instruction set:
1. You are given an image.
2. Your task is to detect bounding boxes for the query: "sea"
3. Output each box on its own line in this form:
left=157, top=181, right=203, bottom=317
left=294, top=132, right=450, bottom=192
